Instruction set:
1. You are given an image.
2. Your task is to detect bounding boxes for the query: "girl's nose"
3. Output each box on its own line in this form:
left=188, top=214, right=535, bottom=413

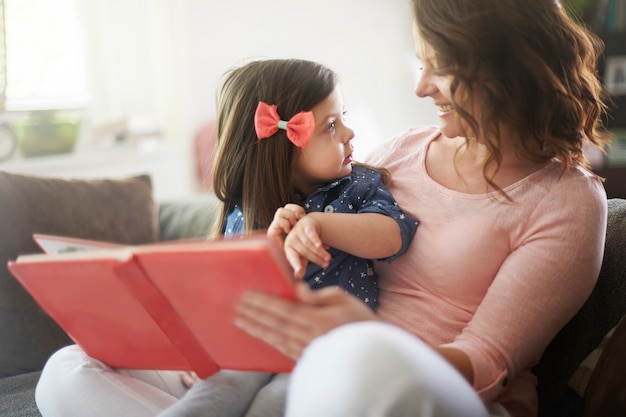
left=343, top=125, right=355, bottom=143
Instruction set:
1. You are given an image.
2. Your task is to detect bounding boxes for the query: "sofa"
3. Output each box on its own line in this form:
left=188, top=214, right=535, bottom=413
left=0, top=170, right=624, bottom=417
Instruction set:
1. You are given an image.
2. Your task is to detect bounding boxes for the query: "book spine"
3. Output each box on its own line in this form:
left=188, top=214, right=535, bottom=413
left=115, top=259, right=220, bottom=378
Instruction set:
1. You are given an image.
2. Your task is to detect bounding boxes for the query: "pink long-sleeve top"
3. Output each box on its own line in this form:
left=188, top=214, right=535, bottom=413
left=365, top=126, right=607, bottom=416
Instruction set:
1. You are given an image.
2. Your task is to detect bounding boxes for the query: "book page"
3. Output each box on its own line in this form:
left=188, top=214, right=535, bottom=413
left=33, top=234, right=123, bottom=255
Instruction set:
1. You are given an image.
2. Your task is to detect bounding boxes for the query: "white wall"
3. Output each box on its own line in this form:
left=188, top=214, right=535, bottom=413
left=66, top=0, right=439, bottom=196
left=4, top=1, right=439, bottom=199
left=163, top=0, right=436, bottom=156
left=169, top=0, right=438, bottom=160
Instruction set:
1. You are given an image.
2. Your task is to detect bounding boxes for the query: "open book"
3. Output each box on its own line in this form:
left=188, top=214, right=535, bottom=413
left=7, top=234, right=296, bottom=378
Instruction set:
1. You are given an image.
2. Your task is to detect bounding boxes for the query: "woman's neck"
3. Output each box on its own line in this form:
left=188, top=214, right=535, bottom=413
left=427, top=133, right=548, bottom=194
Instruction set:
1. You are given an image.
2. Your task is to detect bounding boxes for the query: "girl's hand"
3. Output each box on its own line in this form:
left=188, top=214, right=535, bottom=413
left=268, top=205, right=330, bottom=279
left=268, top=204, right=309, bottom=278
left=267, top=204, right=305, bottom=241
left=283, top=214, right=331, bottom=279
left=234, top=282, right=377, bottom=359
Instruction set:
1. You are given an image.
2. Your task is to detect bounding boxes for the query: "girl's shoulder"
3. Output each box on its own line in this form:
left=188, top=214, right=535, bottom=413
left=350, top=163, right=383, bottom=180
left=316, top=165, right=384, bottom=194
left=224, top=205, right=244, bottom=237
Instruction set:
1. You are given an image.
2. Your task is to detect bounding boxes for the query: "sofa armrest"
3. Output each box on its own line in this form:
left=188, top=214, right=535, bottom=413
left=583, top=315, right=626, bottom=416
left=534, top=198, right=626, bottom=416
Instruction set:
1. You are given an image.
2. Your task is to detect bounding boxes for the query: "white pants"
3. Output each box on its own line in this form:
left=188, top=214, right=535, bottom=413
left=36, top=323, right=508, bottom=417
left=36, top=345, right=184, bottom=417
left=286, top=322, right=508, bottom=417
left=36, top=346, right=288, bottom=417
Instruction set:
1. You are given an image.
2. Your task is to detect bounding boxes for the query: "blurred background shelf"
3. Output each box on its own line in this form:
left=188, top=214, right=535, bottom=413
left=0, top=142, right=197, bottom=201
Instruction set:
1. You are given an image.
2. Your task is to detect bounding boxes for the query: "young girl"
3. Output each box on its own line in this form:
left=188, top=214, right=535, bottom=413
left=161, top=58, right=418, bottom=417
left=211, top=59, right=418, bottom=308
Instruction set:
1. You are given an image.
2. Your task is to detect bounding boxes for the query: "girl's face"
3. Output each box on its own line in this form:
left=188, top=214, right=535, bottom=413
left=292, top=86, right=354, bottom=195
left=412, top=24, right=465, bottom=139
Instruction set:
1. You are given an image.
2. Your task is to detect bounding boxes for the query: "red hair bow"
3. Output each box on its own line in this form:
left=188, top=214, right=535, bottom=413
left=254, top=102, right=315, bottom=147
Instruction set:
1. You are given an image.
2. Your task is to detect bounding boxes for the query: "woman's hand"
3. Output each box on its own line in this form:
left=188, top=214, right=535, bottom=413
left=234, top=281, right=377, bottom=359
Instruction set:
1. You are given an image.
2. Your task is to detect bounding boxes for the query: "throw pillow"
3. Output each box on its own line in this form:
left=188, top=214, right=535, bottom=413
left=0, top=171, right=159, bottom=378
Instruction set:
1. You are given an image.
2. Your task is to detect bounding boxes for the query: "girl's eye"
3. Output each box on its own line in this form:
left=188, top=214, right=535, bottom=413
left=416, top=58, right=424, bottom=71
left=342, top=111, right=348, bottom=121
left=326, top=121, right=336, bottom=133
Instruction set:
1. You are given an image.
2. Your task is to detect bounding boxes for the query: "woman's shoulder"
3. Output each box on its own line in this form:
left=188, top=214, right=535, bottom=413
left=387, top=125, right=439, bottom=150
left=522, top=162, right=607, bottom=216
left=364, top=125, right=439, bottom=167
left=542, top=163, right=605, bottom=196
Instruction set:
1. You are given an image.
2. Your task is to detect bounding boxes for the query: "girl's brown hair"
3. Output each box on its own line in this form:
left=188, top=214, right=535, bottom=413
left=411, top=0, right=611, bottom=194
left=209, top=59, right=387, bottom=237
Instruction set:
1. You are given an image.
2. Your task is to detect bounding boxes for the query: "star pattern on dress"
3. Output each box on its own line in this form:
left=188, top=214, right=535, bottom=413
left=224, top=165, right=417, bottom=312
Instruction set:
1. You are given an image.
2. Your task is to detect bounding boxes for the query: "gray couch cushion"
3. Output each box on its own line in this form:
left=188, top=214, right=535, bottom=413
left=0, top=172, right=159, bottom=378
left=0, top=372, right=42, bottom=417
left=158, top=194, right=220, bottom=241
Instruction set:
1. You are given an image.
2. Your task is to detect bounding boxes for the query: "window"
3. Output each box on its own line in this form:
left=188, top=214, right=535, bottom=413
left=2, top=0, right=88, bottom=111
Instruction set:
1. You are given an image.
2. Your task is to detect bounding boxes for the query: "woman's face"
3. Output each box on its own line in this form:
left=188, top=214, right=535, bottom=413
left=412, top=24, right=466, bottom=139
left=291, top=86, right=355, bottom=195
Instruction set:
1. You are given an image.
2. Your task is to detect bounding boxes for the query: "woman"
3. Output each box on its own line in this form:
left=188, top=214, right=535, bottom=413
left=234, top=0, right=611, bottom=416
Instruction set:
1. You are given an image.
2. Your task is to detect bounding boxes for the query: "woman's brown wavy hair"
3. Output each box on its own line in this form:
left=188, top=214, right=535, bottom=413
left=209, top=59, right=337, bottom=237
left=411, top=0, right=611, bottom=194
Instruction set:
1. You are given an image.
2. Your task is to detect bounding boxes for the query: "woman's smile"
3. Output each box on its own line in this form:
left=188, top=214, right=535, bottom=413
left=437, top=104, right=454, bottom=117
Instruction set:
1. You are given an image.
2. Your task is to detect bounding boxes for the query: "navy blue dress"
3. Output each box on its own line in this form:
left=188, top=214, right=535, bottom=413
left=224, top=165, right=418, bottom=311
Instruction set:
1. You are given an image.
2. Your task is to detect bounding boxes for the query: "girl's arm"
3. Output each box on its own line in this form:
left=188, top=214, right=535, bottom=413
left=281, top=212, right=402, bottom=279
left=308, top=212, right=402, bottom=258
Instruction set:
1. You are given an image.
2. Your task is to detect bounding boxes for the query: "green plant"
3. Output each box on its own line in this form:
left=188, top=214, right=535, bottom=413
left=564, top=0, right=591, bottom=10
left=561, top=0, right=593, bottom=23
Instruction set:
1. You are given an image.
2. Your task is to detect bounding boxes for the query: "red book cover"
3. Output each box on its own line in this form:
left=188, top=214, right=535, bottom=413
left=7, top=235, right=296, bottom=376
